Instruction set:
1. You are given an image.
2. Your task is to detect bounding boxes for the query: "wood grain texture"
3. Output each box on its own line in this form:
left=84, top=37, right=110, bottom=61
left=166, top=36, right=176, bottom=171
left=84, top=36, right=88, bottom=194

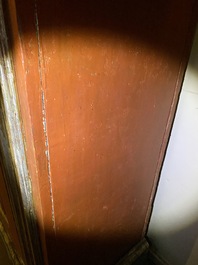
left=5, top=0, right=197, bottom=264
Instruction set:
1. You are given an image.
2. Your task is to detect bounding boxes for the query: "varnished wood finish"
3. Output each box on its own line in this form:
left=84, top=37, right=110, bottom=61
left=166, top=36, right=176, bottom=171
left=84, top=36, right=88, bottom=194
left=5, top=0, right=197, bottom=264
left=0, top=1, right=43, bottom=264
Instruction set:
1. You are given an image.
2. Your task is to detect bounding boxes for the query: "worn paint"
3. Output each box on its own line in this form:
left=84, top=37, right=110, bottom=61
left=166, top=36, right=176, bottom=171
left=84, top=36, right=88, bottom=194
left=34, top=2, right=56, bottom=232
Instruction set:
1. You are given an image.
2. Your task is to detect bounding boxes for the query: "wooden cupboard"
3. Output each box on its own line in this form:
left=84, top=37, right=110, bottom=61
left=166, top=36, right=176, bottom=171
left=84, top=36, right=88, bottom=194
left=0, top=0, right=197, bottom=264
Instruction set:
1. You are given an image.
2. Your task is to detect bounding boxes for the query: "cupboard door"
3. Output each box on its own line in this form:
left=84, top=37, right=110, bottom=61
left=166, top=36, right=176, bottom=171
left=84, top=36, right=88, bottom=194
left=6, top=0, right=197, bottom=264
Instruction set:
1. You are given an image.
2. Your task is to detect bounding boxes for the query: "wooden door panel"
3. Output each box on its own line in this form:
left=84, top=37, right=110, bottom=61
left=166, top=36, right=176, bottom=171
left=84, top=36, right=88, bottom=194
left=5, top=0, right=197, bottom=264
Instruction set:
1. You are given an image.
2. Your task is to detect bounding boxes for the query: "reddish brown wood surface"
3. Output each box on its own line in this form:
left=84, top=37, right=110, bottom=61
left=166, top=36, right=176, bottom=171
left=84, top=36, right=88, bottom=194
left=5, top=0, right=197, bottom=264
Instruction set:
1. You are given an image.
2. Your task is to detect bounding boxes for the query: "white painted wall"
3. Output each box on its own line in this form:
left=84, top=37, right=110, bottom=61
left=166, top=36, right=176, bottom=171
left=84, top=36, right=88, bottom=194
left=148, top=26, right=198, bottom=265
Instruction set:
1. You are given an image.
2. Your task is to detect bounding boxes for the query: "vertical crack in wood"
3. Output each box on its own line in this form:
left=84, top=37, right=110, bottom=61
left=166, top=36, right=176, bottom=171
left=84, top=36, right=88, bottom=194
left=34, top=0, right=56, bottom=233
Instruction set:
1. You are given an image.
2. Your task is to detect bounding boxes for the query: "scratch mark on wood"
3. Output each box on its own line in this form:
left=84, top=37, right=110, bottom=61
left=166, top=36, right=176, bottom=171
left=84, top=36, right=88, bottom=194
left=63, top=213, right=74, bottom=223
left=34, top=1, right=56, bottom=233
